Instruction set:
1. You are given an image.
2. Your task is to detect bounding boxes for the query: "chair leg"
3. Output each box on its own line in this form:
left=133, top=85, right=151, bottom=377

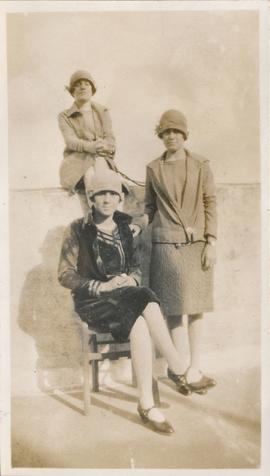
left=82, top=324, right=91, bottom=415
left=152, top=377, right=160, bottom=407
left=131, top=360, right=137, bottom=387
left=90, top=334, right=99, bottom=392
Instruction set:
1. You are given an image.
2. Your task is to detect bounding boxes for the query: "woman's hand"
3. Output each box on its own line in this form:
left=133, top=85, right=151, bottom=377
left=117, top=274, right=138, bottom=287
left=201, top=243, right=217, bottom=271
left=129, top=224, right=141, bottom=237
left=95, top=140, right=115, bottom=156
left=87, top=139, right=106, bottom=155
left=99, top=274, right=137, bottom=293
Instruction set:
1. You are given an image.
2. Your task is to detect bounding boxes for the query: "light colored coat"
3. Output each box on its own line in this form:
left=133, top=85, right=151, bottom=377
left=58, top=101, right=116, bottom=192
left=145, top=149, right=217, bottom=243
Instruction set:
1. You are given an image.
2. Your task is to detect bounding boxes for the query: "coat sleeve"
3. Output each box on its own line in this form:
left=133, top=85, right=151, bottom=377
left=58, top=112, right=96, bottom=154
left=202, top=161, right=217, bottom=239
left=144, top=167, right=157, bottom=224
left=101, top=108, right=116, bottom=152
left=58, top=222, right=101, bottom=297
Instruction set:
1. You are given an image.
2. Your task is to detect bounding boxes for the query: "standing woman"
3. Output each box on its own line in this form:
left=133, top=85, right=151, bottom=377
left=58, top=70, right=117, bottom=211
left=144, top=109, right=217, bottom=394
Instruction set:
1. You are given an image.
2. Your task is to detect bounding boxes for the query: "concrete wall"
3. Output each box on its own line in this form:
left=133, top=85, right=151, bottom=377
left=10, top=184, right=261, bottom=396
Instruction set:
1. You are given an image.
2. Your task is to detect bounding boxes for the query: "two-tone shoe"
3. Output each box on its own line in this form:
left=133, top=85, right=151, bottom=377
left=187, top=373, right=217, bottom=393
left=137, top=405, right=174, bottom=435
left=167, top=368, right=192, bottom=396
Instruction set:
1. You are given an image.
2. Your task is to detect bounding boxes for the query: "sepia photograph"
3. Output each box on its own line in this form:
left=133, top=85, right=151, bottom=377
left=0, top=0, right=269, bottom=475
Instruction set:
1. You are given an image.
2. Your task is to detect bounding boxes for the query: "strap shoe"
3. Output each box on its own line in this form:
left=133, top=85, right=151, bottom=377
left=137, top=405, right=174, bottom=435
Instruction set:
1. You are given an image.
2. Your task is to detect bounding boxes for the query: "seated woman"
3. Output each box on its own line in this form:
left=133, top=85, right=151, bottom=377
left=58, top=70, right=118, bottom=211
left=58, top=170, right=190, bottom=435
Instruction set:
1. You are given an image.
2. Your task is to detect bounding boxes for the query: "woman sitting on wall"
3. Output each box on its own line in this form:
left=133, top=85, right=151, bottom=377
left=58, top=169, right=192, bottom=435
left=58, top=70, right=117, bottom=211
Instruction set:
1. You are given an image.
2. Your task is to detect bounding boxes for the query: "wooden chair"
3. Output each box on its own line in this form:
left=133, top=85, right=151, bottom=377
left=80, top=321, right=160, bottom=415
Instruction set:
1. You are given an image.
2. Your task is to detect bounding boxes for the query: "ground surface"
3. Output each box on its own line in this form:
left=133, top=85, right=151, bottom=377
left=11, top=365, right=260, bottom=469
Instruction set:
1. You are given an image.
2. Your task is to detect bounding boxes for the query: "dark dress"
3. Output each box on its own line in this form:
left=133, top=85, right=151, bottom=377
left=75, top=228, right=159, bottom=341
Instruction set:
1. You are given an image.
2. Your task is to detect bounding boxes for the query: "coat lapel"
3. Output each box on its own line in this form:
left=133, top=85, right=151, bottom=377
left=151, top=155, right=189, bottom=231
left=181, top=152, right=203, bottom=226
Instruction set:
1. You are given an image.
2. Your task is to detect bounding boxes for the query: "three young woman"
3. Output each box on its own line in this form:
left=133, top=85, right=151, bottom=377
left=58, top=77, right=218, bottom=431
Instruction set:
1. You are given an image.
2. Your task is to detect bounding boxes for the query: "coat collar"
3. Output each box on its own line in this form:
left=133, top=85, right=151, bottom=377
left=66, top=101, right=103, bottom=118
left=66, top=102, right=82, bottom=117
left=83, top=208, right=132, bottom=229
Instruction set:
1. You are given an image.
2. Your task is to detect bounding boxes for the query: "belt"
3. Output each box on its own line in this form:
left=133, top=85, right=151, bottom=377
left=174, top=242, right=192, bottom=249
left=152, top=240, right=205, bottom=248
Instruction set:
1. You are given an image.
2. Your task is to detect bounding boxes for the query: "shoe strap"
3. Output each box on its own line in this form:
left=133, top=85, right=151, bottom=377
left=138, top=405, right=156, bottom=418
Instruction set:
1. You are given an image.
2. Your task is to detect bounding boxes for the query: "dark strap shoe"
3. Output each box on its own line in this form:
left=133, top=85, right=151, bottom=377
left=137, top=405, right=174, bottom=435
left=167, top=368, right=192, bottom=396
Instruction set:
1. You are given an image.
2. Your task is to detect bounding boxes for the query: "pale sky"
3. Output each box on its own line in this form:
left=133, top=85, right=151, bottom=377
left=7, top=8, right=260, bottom=189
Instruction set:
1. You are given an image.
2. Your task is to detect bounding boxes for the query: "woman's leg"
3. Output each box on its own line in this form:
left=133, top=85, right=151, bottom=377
left=141, top=303, right=187, bottom=375
left=167, top=315, right=190, bottom=373
left=129, top=315, right=165, bottom=421
left=186, top=313, right=203, bottom=382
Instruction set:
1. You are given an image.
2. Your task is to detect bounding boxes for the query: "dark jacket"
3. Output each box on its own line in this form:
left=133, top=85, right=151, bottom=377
left=58, top=210, right=142, bottom=301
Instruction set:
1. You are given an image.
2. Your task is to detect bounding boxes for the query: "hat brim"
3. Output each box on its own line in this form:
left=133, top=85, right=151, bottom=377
left=158, top=128, right=187, bottom=140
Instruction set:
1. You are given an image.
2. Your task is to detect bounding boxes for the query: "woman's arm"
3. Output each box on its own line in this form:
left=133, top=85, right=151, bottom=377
left=202, top=161, right=217, bottom=240
left=58, top=223, right=103, bottom=297
left=201, top=161, right=217, bottom=269
left=58, top=222, right=130, bottom=295
left=100, top=108, right=116, bottom=153
left=58, top=112, right=103, bottom=155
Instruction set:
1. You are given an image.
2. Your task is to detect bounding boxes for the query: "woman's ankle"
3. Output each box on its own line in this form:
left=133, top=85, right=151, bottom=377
left=169, top=362, right=187, bottom=376
left=185, top=366, right=201, bottom=383
left=138, top=403, right=165, bottom=422
left=139, top=398, right=154, bottom=410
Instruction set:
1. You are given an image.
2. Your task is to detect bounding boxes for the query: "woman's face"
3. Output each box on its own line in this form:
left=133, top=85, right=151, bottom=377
left=73, top=79, right=93, bottom=104
left=162, top=128, right=185, bottom=153
left=91, top=191, right=121, bottom=218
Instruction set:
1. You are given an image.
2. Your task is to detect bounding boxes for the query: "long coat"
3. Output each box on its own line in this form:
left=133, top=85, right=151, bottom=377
left=58, top=101, right=117, bottom=193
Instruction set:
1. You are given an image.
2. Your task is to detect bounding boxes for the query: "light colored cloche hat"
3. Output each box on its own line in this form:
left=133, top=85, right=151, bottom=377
left=66, top=70, right=97, bottom=95
left=155, top=109, right=188, bottom=140
left=89, top=170, right=123, bottom=198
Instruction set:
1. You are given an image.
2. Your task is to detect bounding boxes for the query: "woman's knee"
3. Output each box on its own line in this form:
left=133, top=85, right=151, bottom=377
left=143, top=302, right=160, bottom=314
left=129, top=315, right=147, bottom=337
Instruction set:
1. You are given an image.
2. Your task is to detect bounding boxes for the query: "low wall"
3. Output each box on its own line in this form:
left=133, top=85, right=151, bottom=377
left=10, top=184, right=261, bottom=395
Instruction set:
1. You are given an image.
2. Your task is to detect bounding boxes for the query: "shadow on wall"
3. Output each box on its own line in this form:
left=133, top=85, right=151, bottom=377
left=124, top=186, right=152, bottom=286
left=17, top=226, right=83, bottom=392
